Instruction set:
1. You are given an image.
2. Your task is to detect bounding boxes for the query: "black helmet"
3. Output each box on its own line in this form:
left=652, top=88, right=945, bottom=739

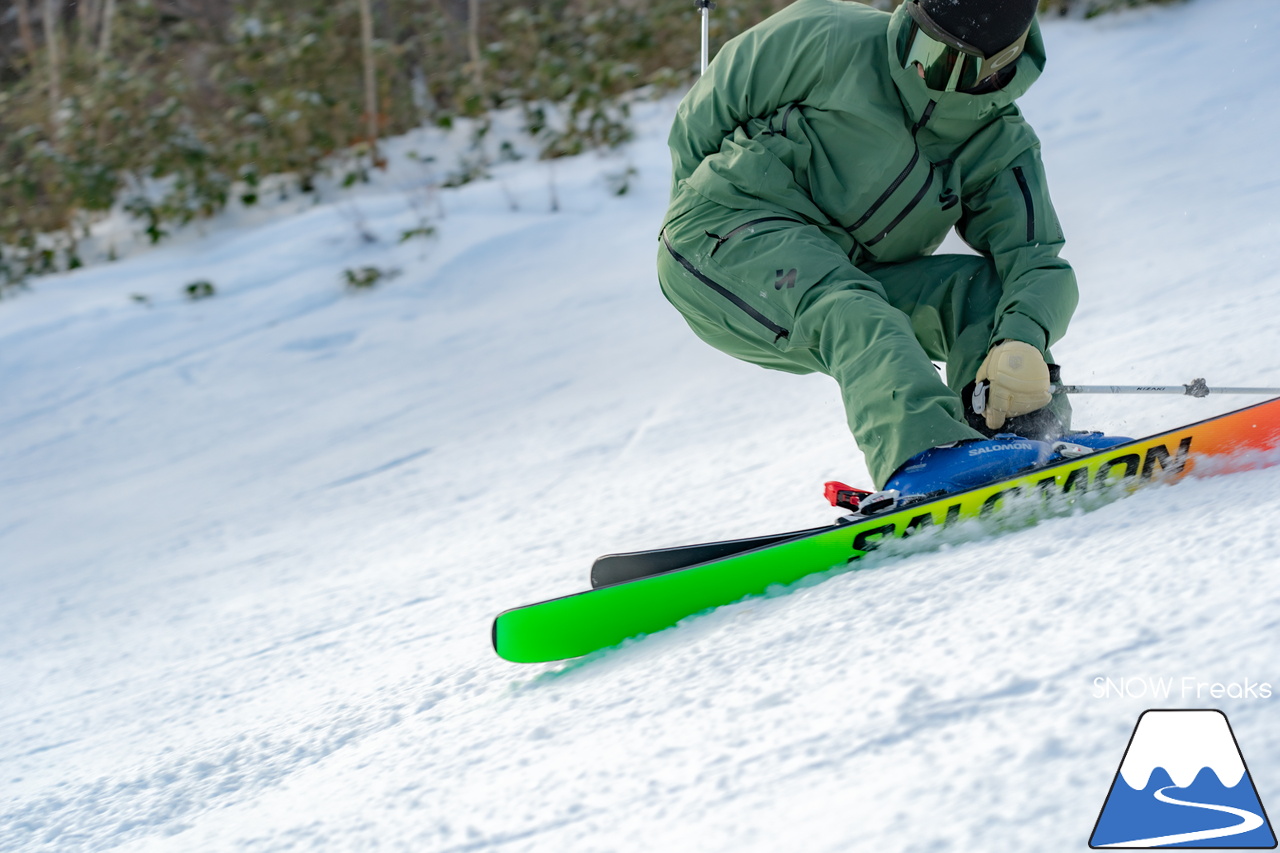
left=903, top=0, right=1038, bottom=93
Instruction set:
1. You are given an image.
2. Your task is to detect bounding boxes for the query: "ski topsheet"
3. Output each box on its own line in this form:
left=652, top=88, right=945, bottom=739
left=493, top=398, right=1280, bottom=663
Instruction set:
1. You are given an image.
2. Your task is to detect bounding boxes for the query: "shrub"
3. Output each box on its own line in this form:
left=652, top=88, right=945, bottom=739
left=0, top=0, right=1179, bottom=292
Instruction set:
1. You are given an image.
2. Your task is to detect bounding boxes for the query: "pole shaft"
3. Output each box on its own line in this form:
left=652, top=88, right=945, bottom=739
left=701, top=7, right=710, bottom=75
left=696, top=0, right=714, bottom=75
left=1053, top=384, right=1280, bottom=397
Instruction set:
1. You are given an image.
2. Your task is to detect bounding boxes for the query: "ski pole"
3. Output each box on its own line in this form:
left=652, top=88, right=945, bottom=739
left=697, top=0, right=715, bottom=75
left=1052, top=378, right=1280, bottom=398
left=973, top=377, right=1280, bottom=415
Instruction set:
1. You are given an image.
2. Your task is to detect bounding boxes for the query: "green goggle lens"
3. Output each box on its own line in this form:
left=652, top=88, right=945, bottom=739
left=904, top=24, right=980, bottom=92
left=902, top=2, right=1030, bottom=94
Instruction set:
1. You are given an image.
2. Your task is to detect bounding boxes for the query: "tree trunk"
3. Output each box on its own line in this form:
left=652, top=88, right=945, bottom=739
left=358, top=0, right=380, bottom=165
left=42, top=0, right=62, bottom=127
left=467, top=0, right=484, bottom=99
left=78, top=0, right=100, bottom=53
left=15, top=0, right=38, bottom=71
left=97, top=0, right=115, bottom=67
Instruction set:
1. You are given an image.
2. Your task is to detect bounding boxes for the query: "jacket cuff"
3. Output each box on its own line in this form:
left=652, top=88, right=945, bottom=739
left=992, top=312, right=1050, bottom=355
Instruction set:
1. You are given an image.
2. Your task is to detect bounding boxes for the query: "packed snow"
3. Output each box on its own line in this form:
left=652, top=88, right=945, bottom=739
left=3, top=0, right=1279, bottom=850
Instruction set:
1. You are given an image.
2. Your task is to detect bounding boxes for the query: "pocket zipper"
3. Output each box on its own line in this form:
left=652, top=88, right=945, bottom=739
left=706, top=216, right=802, bottom=257
left=662, top=231, right=791, bottom=343
left=1013, top=166, right=1036, bottom=243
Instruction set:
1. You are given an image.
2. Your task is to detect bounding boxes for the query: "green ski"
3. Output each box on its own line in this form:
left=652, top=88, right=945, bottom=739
left=493, top=398, right=1280, bottom=663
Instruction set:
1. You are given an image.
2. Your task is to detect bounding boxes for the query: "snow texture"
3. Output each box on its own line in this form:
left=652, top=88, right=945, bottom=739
left=2, top=0, right=1279, bottom=850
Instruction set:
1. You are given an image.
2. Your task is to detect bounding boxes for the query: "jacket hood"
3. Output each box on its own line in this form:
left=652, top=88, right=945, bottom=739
left=885, top=3, right=1046, bottom=129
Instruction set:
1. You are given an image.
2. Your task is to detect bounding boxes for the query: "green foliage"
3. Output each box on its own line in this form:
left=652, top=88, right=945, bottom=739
left=343, top=264, right=399, bottom=290
left=399, top=225, right=437, bottom=244
left=1, top=0, right=799, bottom=290
left=185, top=280, right=217, bottom=300
left=0, top=0, right=1177, bottom=293
left=488, top=3, right=639, bottom=158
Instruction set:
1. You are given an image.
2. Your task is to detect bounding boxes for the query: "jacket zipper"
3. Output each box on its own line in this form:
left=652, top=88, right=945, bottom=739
left=662, top=231, right=790, bottom=343
left=1013, top=166, right=1035, bottom=242
left=845, top=100, right=936, bottom=234
left=864, top=164, right=935, bottom=248
left=706, top=216, right=802, bottom=257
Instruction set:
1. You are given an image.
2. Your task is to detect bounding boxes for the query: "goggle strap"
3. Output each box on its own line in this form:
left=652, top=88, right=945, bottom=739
left=974, top=28, right=1030, bottom=81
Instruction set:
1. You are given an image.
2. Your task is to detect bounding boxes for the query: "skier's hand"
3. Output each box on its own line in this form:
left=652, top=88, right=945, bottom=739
left=975, top=341, right=1052, bottom=430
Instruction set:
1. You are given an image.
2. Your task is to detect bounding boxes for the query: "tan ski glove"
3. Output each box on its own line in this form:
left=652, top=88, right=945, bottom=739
left=974, top=341, right=1053, bottom=430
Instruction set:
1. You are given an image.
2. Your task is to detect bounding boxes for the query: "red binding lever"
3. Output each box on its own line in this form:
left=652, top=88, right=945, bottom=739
left=824, top=480, right=873, bottom=512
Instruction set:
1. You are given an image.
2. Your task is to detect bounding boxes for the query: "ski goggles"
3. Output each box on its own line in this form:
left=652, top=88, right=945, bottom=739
left=903, top=0, right=1030, bottom=93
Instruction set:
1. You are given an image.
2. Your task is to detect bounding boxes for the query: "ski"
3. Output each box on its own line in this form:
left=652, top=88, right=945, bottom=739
left=493, top=397, right=1280, bottom=664
left=590, top=484, right=873, bottom=587
left=590, top=526, right=835, bottom=588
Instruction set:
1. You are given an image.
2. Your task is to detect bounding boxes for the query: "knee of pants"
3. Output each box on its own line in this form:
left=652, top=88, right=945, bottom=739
left=954, top=260, right=1004, bottom=333
left=797, top=286, right=919, bottom=357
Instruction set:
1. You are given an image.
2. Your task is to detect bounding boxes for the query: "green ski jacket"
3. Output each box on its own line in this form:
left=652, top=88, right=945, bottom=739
left=664, top=0, right=1077, bottom=355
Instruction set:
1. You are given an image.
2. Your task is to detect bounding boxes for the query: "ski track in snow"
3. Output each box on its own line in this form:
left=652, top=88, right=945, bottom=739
left=3, top=1, right=1280, bottom=850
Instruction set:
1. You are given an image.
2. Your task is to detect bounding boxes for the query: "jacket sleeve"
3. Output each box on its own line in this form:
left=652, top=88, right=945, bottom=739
left=957, top=146, right=1079, bottom=354
left=667, top=11, right=832, bottom=188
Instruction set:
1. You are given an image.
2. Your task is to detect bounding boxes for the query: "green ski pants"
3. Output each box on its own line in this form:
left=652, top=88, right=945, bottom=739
left=657, top=198, right=1065, bottom=487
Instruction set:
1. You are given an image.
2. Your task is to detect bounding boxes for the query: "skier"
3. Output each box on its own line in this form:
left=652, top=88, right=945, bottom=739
left=657, top=0, right=1125, bottom=504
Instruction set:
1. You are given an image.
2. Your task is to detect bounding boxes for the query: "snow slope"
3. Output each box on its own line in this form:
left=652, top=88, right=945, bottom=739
left=3, top=1, right=1279, bottom=850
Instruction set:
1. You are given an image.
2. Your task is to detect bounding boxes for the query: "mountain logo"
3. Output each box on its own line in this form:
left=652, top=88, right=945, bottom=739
left=1090, top=710, right=1277, bottom=848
